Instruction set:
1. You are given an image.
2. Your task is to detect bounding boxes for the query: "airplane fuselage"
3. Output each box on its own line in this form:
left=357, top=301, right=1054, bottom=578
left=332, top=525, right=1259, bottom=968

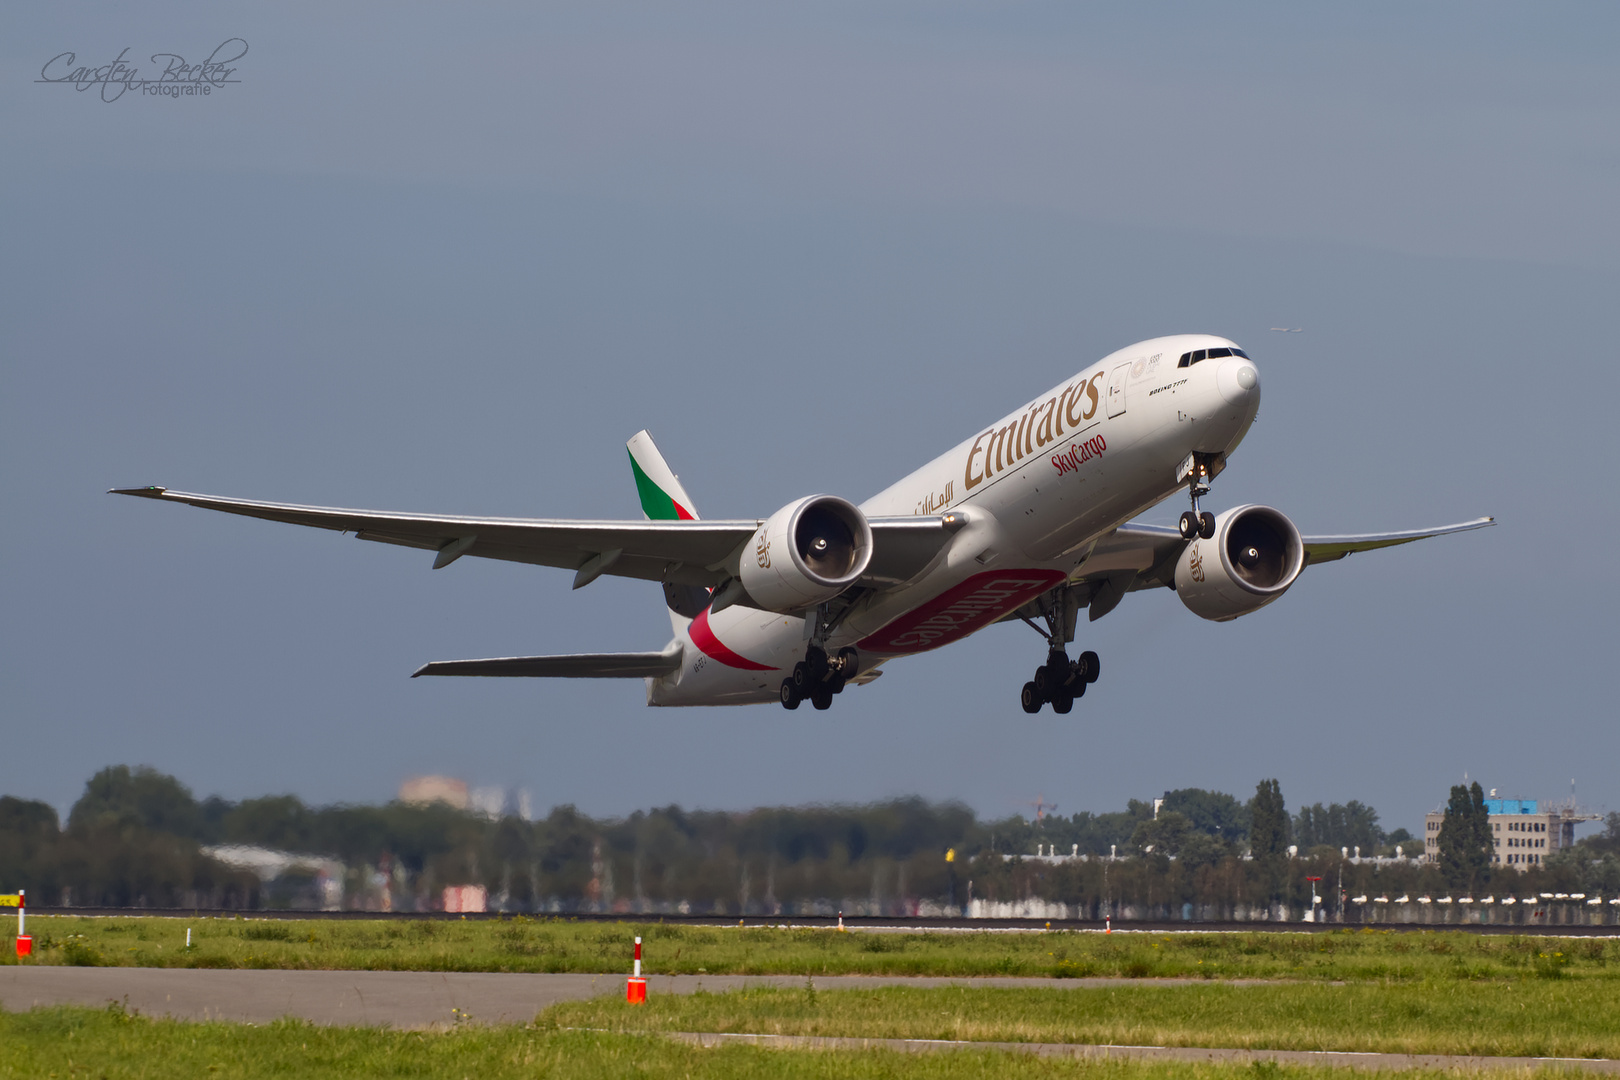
left=653, top=334, right=1261, bottom=704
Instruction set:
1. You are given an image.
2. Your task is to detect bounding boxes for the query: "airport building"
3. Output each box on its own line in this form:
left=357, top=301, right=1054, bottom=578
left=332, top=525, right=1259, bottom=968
left=1423, top=794, right=1598, bottom=868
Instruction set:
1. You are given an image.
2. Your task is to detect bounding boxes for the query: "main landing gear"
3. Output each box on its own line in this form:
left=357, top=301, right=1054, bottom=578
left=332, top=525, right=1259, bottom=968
left=1016, top=587, right=1099, bottom=714
left=779, top=645, right=859, bottom=711
left=1020, top=648, right=1099, bottom=714
left=1178, top=453, right=1219, bottom=540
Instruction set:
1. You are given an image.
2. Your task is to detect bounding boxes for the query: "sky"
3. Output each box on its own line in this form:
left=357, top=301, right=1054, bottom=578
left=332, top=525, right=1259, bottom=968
left=3, top=3, right=1617, bottom=836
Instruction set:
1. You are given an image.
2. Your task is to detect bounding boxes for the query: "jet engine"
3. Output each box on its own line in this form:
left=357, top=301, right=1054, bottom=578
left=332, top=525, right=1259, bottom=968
left=1174, top=504, right=1304, bottom=622
left=735, top=495, right=873, bottom=613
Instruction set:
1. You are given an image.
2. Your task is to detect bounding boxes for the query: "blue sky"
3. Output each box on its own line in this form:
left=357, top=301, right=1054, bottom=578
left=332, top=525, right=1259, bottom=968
left=3, top=3, right=1616, bottom=834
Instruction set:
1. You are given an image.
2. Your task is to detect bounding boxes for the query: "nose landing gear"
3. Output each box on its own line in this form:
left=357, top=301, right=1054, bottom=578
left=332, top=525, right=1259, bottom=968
left=1177, top=453, right=1221, bottom=540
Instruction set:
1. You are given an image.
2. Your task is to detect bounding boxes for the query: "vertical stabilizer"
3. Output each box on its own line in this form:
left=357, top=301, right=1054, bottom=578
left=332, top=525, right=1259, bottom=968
left=627, top=431, right=710, bottom=630
left=628, top=430, right=700, bottom=522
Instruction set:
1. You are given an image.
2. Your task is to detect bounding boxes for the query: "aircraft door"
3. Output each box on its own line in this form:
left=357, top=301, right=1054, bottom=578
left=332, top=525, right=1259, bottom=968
left=1106, top=364, right=1130, bottom=418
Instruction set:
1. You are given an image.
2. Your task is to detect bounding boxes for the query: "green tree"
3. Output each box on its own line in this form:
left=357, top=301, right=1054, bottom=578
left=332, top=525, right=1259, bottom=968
left=1247, top=779, right=1288, bottom=858
left=1436, top=781, right=1491, bottom=891
left=1129, top=810, right=1193, bottom=856
left=1161, top=788, right=1249, bottom=842
left=68, top=766, right=202, bottom=838
left=1293, top=800, right=1383, bottom=853
left=0, top=796, right=59, bottom=837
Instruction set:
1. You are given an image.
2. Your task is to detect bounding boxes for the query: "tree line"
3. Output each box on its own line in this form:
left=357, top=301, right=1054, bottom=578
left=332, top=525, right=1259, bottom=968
left=0, top=766, right=1614, bottom=915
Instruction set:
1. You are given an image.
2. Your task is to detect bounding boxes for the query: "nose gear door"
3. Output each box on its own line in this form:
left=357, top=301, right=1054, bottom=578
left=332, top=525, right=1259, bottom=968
left=1106, top=363, right=1130, bottom=418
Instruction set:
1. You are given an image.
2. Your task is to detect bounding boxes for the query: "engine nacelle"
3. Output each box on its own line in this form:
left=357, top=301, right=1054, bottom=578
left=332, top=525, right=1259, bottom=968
left=736, top=495, right=873, bottom=613
left=1175, top=504, right=1305, bottom=622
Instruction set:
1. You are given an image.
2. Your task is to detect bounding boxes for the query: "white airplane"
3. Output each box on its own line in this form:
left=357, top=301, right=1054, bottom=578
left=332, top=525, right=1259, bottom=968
left=114, top=334, right=1491, bottom=713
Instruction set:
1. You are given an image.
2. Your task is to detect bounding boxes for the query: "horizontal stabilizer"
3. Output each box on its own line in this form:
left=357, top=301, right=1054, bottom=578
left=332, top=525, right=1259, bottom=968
left=412, top=647, right=681, bottom=679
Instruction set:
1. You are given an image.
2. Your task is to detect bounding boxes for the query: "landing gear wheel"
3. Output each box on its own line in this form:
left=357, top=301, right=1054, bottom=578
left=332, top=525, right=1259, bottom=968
left=1198, top=511, right=1216, bottom=539
left=1033, top=651, right=1071, bottom=697
left=810, top=687, right=834, bottom=711
left=792, top=662, right=811, bottom=693
left=1075, top=650, right=1101, bottom=684
left=779, top=680, right=802, bottom=710
left=1020, top=681, right=1042, bottom=714
left=1050, top=693, right=1074, bottom=714
left=1179, top=511, right=1200, bottom=540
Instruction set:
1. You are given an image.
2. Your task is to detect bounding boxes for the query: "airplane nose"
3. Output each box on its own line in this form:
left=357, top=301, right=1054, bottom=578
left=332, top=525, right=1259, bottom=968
left=1216, top=358, right=1260, bottom=406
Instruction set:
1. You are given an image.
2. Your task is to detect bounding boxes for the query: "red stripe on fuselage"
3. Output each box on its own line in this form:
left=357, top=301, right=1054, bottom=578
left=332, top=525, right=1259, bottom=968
left=857, top=569, right=1067, bottom=655
left=689, top=608, right=777, bottom=671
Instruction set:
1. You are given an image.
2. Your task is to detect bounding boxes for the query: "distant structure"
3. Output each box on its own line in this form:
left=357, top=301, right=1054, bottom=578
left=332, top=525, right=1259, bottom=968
left=399, top=776, right=532, bottom=820
left=1423, top=793, right=1601, bottom=867
left=202, top=845, right=345, bottom=910
left=399, top=775, right=469, bottom=810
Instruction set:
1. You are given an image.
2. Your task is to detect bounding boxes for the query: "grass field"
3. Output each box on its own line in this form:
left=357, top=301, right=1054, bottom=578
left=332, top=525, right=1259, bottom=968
left=0, top=1004, right=1594, bottom=1080
left=7, top=916, right=1616, bottom=981
left=543, top=980, right=1620, bottom=1059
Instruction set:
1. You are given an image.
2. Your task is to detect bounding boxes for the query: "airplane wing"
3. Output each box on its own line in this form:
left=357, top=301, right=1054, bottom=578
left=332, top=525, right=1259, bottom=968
left=1010, top=515, right=1495, bottom=624
left=1292, top=518, right=1496, bottom=564
left=109, top=486, right=953, bottom=592
left=1080, top=516, right=1495, bottom=585
left=413, top=648, right=682, bottom=678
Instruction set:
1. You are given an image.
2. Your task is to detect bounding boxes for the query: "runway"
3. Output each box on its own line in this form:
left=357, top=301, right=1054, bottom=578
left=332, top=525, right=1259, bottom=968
left=8, top=967, right=1618, bottom=1071
left=0, top=967, right=1190, bottom=1029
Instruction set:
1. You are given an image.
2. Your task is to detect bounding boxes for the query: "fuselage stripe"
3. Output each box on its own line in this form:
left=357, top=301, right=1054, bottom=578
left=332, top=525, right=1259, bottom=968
left=689, top=608, right=777, bottom=671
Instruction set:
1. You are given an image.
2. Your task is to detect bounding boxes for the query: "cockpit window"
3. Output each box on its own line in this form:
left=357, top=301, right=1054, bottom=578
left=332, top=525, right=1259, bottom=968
left=1178, top=345, right=1249, bottom=367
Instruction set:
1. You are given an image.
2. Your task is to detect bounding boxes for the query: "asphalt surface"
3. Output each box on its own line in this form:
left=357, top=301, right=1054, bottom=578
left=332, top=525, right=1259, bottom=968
left=7, top=967, right=1619, bottom=1071
left=0, top=968, right=1180, bottom=1029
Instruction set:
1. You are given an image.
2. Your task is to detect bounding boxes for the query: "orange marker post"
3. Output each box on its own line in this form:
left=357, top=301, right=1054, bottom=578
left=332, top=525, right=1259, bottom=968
left=4, top=891, right=28, bottom=957
left=626, top=936, right=646, bottom=1004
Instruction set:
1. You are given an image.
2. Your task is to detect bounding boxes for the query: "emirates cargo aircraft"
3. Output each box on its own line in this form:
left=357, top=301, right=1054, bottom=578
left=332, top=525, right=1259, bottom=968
left=114, top=334, right=1490, bottom=713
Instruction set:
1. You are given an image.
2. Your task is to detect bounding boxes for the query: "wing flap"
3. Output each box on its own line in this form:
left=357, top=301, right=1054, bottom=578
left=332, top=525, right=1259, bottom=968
left=413, top=648, right=682, bottom=678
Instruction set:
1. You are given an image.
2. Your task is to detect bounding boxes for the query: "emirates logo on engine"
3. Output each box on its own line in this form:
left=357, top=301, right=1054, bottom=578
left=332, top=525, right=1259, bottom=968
left=1188, top=541, right=1206, bottom=583
left=857, top=570, right=1067, bottom=655
left=755, top=532, right=771, bottom=569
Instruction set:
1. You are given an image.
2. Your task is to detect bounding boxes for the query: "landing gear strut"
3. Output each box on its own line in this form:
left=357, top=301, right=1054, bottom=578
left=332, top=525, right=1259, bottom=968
left=1017, top=589, right=1100, bottom=714
left=781, top=603, right=861, bottom=711
left=1178, top=453, right=1220, bottom=540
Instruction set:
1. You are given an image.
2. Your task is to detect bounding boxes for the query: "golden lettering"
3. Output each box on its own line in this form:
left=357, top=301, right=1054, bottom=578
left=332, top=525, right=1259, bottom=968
left=985, top=424, right=1009, bottom=475
left=963, top=431, right=988, bottom=490
left=1082, top=377, right=1100, bottom=419
left=1065, top=379, right=1087, bottom=426
left=1000, top=422, right=1020, bottom=471
left=1035, top=399, right=1056, bottom=447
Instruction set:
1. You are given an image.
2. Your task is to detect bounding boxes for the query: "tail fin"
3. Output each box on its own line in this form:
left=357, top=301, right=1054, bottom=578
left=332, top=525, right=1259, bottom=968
left=628, top=430, right=700, bottom=521
left=627, top=430, right=711, bottom=628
